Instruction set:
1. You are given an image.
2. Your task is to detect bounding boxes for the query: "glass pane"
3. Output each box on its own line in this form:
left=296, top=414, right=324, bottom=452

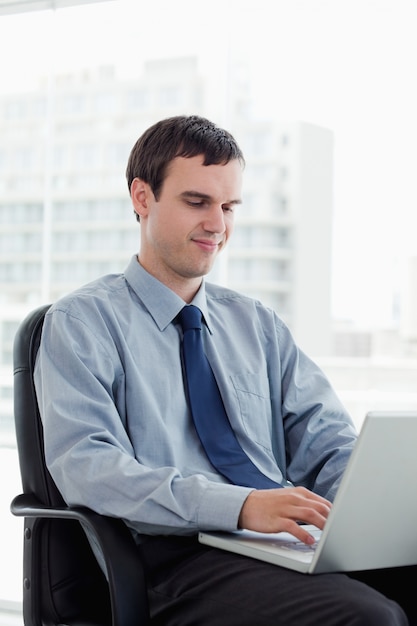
left=1, top=0, right=417, bottom=615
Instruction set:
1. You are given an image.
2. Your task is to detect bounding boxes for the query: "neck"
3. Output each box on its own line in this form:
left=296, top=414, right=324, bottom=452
left=136, top=255, right=203, bottom=303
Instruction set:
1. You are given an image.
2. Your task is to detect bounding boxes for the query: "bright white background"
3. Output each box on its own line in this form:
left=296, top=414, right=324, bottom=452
left=1, top=0, right=416, bottom=326
left=1, top=0, right=417, bottom=613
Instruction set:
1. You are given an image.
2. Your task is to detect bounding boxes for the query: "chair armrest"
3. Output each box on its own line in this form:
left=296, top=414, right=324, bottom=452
left=11, top=493, right=150, bottom=626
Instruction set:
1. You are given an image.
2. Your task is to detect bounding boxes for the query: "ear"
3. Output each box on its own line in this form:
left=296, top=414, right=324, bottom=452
left=130, top=178, right=153, bottom=220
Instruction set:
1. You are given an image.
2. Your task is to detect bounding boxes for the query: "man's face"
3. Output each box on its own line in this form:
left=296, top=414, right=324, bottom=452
left=133, top=155, right=243, bottom=294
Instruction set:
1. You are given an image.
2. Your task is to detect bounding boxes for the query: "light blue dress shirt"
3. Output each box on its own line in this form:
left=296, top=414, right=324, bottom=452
left=34, top=255, right=357, bottom=539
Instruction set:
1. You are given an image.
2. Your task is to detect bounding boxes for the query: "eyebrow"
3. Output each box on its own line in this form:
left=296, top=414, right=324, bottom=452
left=180, top=190, right=242, bottom=205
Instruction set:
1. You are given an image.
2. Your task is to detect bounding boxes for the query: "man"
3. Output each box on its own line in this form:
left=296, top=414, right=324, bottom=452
left=35, top=115, right=413, bottom=625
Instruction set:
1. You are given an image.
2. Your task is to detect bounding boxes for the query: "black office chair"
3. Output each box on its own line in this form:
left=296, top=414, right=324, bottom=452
left=10, top=304, right=150, bottom=626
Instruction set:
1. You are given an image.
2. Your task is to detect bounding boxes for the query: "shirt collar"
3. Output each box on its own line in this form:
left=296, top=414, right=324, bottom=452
left=124, top=255, right=213, bottom=333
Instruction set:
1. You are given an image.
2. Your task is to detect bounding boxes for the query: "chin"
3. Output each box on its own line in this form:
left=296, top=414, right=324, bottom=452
left=185, top=265, right=213, bottom=279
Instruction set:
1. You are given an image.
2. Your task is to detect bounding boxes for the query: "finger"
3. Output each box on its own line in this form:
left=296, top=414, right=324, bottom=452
left=281, top=498, right=330, bottom=522
left=293, top=505, right=329, bottom=530
left=275, top=517, right=320, bottom=545
left=292, top=487, right=332, bottom=508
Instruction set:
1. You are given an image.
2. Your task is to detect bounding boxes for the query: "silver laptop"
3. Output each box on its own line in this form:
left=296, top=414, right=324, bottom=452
left=199, top=411, right=417, bottom=574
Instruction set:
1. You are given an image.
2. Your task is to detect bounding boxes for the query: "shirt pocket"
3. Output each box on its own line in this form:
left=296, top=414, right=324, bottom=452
left=230, top=372, right=273, bottom=451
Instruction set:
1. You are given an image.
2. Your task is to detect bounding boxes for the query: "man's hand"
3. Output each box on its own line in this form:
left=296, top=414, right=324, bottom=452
left=238, top=487, right=332, bottom=545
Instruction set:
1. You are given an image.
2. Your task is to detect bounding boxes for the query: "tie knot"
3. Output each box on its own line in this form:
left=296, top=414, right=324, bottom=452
left=178, top=305, right=202, bottom=332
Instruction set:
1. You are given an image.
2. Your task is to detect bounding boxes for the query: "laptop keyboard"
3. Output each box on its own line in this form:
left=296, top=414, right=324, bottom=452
left=265, top=537, right=319, bottom=554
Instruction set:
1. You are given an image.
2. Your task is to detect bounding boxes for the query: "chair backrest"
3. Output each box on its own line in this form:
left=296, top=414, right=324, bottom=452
left=13, top=304, right=63, bottom=507
left=13, top=304, right=112, bottom=625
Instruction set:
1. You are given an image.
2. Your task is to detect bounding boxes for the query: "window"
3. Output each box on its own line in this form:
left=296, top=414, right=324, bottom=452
left=0, top=203, right=43, bottom=223
left=231, top=225, right=291, bottom=249
left=94, top=91, right=116, bottom=114
left=0, top=232, right=42, bottom=254
left=127, top=88, right=148, bottom=110
left=59, top=93, right=87, bottom=115
left=1, top=320, right=19, bottom=365
left=157, top=85, right=182, bottom=107
left=1, top=0, right=417, bottom=616
left=105, top=142, right=131, bottom=168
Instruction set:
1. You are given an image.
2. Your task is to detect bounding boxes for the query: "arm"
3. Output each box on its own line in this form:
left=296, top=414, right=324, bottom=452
left=34, top=304, right=251, bottom=536
left=277, top=319, right=358, bottom=501
left=235, top=314, right=353, bottom=544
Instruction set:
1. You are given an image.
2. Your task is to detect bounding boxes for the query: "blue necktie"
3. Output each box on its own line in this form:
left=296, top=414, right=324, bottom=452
left=178, top=305, right=282, bottom=489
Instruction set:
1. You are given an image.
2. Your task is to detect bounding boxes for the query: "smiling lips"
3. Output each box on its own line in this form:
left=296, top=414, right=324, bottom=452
left=192, top=238, right=222, bottom=252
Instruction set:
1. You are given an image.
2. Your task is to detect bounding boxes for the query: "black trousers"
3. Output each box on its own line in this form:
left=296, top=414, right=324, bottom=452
left=138, top=536, right=416, bottom=626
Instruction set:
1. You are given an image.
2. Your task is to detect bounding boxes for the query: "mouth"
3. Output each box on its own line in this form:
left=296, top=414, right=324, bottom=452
left=192, top=238, right=222, bottom=253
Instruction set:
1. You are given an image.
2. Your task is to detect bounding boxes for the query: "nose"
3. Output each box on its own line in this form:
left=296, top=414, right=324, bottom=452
left=203, top=204, right=226, bottom=234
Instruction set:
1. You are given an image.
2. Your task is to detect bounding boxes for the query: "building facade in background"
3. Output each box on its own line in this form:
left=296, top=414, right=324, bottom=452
left=0, top=56, right=334, bottom=435
left=0, top=56, right=416, bottom=438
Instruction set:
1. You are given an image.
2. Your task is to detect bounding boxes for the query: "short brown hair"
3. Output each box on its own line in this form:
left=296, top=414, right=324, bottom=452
left=126, top=115, right=245, bottom=202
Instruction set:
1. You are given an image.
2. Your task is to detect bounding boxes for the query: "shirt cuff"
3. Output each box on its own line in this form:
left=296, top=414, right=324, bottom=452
left=196, top=482, right=254, bottom=531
